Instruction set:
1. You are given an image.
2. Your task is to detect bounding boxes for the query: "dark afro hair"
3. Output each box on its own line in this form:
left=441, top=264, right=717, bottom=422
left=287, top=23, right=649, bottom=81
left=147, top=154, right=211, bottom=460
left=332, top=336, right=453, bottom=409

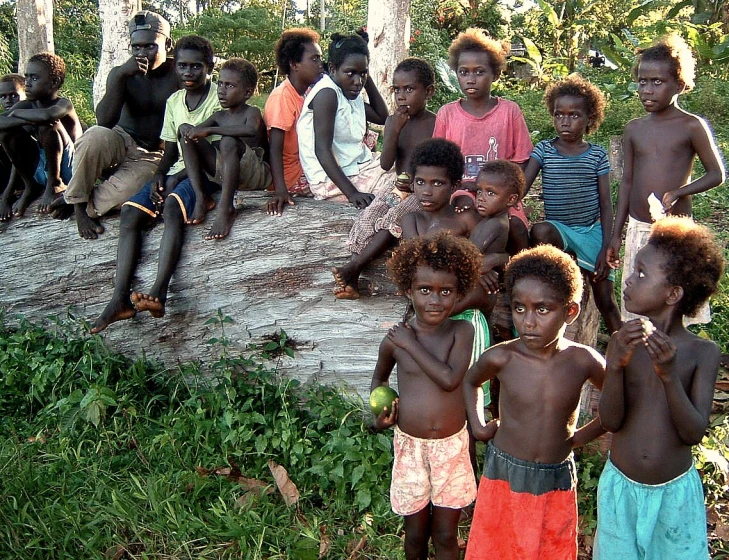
left=28, top=53, right=66, bottom=88
left=394, top=57, right=435, bottom=88
left=275, top=28, right=320, bottom=75
left=409, top=138, right=464, bottom=184
left=633, top=33, right=695, bottom=92
left=0, top=73, right=25, bottom=89
left=504, top=245, right=584, bottom=305
left=388, top=231, right=482, bottom=297
left=174, top=35, right=215, bottom=70
left=328, top=29, right=369, bottom=69
left=647, top=216, right=724, bottom=317
left=221, top=57, right=258, bottom=89
left=543, top=74, right=606, bottom=135
left=447, top=28, right=508, bottom=77
left=477, top=160, right=526, bottom=199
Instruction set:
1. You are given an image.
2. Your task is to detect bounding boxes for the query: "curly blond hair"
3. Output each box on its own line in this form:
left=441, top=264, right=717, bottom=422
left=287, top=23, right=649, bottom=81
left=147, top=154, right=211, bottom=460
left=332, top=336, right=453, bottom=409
left=447, top=28, right=508, bottom=77
left=633, top=34, right=696, bottom=92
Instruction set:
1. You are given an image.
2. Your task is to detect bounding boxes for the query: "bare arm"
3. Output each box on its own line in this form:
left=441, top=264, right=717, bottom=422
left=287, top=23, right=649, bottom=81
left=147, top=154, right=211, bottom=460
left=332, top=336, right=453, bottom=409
left=363, top=75, right=388, bottom=125
left=95, top=60, right=144, bottom=128
left=401, top=213, right=418, bottom=240
left=8, top=98, right=75, bottom=124
left=572, top=350, right=606, bottom=447
left=370, top=337, right=398, bottom=430
left=266, top=127, right=294, bottom=215
left=607, top=124, right=635, bottom=268
left=380, top=110, right=407, bottom=171
left=188, top=109, right=264, bottom=140
left=523, top=157, right=541, bottom=196
left=463, top=346, right=504, bottom=441
left=594, top=172, right=613, bottom=281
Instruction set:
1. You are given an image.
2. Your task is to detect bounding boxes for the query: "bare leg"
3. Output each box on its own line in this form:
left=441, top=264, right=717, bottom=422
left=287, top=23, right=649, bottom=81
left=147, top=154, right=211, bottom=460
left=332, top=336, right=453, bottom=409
left=332, top=229, right=396, bottom=300
left=0, top=128, right=42, bottom=217
left=592, top=278, right=622, bottom=334
left=529, top=220, right=563, bottom=248
left=90, top=205, right=153, bottom=333
left=0, top=168, right=15, bottom=221
left=404, top=506, right=431, bottom=560
left=430, top=506, right=461, bottom=560
left=179, top=125, right=217, bottom=225
left=36, top=123, right=67, bottom=213
left=206, top=136, right=243, bottom=240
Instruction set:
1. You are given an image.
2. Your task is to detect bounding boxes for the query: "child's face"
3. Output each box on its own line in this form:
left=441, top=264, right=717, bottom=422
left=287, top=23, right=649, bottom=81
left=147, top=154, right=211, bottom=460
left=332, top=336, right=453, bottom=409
left=131, top=29, right=169, bottom=71
left=0, top=82, right=24, bottom=110
left=291, top=41, right=324, bottom=86
left=456, top=51, right=494, bottom=101
left=623, top=244, right=673, bottom=316
left=217, top=68, right=252, bottom=109
left=636, top=60, right=682, bottom=113
left=392, top=69, right=431, bottom=117
left=511, top=276, right=578, bottom=350
left=408, top=264, right=459, bottom=327
left=175, top=49, right=210, bottom=92
left=330, top=53, right=368, bottom=100
left=553, top=95, right=589, bottom=143
left=24, top=62, right=57, bottom=101
left=413, top=165, right=455, bottom=212
left=475, top=172, right=517, bottom=217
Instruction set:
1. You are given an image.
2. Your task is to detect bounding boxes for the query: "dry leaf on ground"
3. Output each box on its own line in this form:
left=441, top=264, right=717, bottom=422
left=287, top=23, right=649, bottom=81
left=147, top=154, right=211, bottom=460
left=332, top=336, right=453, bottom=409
left=268, top=460, right=300, bottom=506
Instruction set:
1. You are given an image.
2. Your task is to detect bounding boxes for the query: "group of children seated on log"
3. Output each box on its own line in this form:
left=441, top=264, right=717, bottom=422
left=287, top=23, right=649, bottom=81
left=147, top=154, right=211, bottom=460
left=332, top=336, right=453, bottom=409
left=0, top=11, right=726, bottom=559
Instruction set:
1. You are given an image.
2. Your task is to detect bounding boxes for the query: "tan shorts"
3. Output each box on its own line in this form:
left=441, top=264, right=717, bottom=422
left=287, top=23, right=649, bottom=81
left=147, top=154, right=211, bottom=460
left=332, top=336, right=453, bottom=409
left=391, top=423, right=476, bottom=516
left=309, top=154, right=389, bottom=202
left=214, top=144, right=271, bottom=191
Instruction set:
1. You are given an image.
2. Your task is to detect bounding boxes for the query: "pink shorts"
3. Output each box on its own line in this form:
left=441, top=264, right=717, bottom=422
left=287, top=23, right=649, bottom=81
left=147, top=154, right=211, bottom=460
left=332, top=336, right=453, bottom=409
left=391, top=424, right=477, bottom=516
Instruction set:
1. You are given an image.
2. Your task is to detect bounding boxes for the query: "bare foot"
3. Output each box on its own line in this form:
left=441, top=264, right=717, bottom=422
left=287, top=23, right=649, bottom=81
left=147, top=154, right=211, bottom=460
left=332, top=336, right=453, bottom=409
left=37, top=187, right=59, bottom=214
left=75, top=204, right=104, bottom=239
left=0, top=199, right=12, bottom=221
left=333, top=284, right=360, bottom=300
left=186, top=196, right=216, bottom=225
left=131, top=291, right=165, bottom=318
left=205, top=206, right=236, bottom=240
left=12, top=190, right=36, bottom=217
left=50, top=197, right=74, bottom=220
left=90, top=299, right=136, bottom=334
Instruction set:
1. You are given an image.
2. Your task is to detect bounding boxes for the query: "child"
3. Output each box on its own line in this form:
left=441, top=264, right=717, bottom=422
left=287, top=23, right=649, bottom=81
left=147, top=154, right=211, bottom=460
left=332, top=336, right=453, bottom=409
left=264, top=28, right=323, bottom=216
left=463, top=245, right=606, bottom=560
left=596, top=217, right=724, bottom=559
left=296, top=29, right=389, bottom=209
left=90, top=35, right=221, bottom=333
left=607, top=34, right=725, bottom=323
left=332, top=58, right=437, bottom=299
left=0, top=73, right=25, bottom=221
left=372, top=231, right=483, bottom=560
left=179, top=57, right=271, bottom=240
left=525, top=74, right=621, bottom=333
left=0, top=53, right=82, bottom=217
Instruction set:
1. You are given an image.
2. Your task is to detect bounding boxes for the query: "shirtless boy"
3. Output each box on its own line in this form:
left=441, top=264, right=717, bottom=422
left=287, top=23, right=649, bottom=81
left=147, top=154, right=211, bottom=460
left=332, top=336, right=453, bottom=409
left=372, top=231, right=482, bottom=560
left=0, top=74, right=25, bottom=221
left=596, top=217, right=724, bottom=559
left=55, top=10, right=179, bottom=239
left=179, top=57, right=271, bottom=240
left=463, top=245, right=606, bottom=560
left=606, top=34, right=725, bottom=322
left=0, top=53, right=81, bottom=218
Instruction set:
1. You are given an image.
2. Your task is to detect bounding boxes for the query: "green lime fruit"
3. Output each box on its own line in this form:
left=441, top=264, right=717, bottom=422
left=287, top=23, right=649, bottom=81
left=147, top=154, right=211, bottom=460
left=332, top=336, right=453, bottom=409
left=369, top=386, right=398, bottom=416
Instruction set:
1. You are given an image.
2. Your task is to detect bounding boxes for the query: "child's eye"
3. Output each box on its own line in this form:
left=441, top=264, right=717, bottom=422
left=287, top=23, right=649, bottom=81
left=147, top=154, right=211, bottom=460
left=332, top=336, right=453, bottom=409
left=513, top=304, right=525, bottom=313
left=638, top=79, right=647, bottom=85
left=571, top=113, right=580, bottom=119
left=419, top=288, right=430, bottom=295
left=638, top=270, right=645, bottom=278
left=653, top=79, right=662, bottom=85
left=441, top=289, right=452, bottom=296
left=406, top=87, right=414, bottom=93
left=433, top=181, right=443, bottom=187
left=458, top=69, right=467, bottom=76
left=538, top=306, right=549, bottom=314
left=415, top=179, right=424, bottom=185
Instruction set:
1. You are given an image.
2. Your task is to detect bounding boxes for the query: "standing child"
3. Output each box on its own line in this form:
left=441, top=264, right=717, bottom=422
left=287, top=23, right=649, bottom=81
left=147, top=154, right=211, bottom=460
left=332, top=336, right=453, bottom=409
left=90, top=35, right=221, bottom=333
left=372, top=231, right=483, bottom=560
left=525, top=74, right=621, bottom=333
left=0, top=53, right=82, bottom=217
left=463, top=245, right=606, bottom=560
left=606, top=34, right=725, bottom=323
left=0, top=73, right=26, bottom=221
left=596, top=217, right=724, bottom=559
left=178, top=57, right=271, bottom=240
left=296, top=29, right=389, bottom=208
left=264, top=28, right=323, bottom=216
left=332, top=58, right=437, bottom=299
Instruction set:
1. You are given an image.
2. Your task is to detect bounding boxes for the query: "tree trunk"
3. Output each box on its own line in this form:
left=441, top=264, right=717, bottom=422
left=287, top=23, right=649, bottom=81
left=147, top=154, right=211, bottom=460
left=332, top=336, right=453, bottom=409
left=609, top=135, right=623, bottom=185
left=366, top=0, right=411, bottom=112
left=93, top=0, right=142, bottom=107
left=16, top=0, right=54, bottom=73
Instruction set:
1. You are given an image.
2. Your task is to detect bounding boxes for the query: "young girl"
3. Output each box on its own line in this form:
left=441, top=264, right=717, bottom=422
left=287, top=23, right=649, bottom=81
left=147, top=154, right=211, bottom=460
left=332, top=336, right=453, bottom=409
left=525, top=74, right=621, bottom=333
left=296, top=29, right=389, bottom=209
left=332, top=58, right=436, bottom=299
left=372, top=231, right=483, bottom=560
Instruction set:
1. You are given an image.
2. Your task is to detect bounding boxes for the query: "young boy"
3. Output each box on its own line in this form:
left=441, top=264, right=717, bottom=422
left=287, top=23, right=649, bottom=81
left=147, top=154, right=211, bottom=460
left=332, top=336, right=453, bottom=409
left=596, top=217, right=724, bottom=559
left=372, top=231, right=483, bottom=560
left=463, top=245, right=606, bottom=560
left=90, top=35, right=221, bottom=333
left=607, top=34, right=725, bottom=323
left=0, top=53, right=82, bottom=217
left=264, top=28, right=323, bottom=216
left=179, top=57, right=271, bottom=240
left=0, top=73, right=25, bottom=221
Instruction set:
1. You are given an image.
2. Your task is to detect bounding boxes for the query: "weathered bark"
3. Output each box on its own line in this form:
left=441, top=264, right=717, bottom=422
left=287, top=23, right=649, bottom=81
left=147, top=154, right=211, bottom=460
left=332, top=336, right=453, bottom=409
left=609, top=135, right=624, bottom=185
left=16, top=0, right=54, bottom=72
left=93, top=0, right=142, bottom=107
left=366, top=0, right=411, bottom=112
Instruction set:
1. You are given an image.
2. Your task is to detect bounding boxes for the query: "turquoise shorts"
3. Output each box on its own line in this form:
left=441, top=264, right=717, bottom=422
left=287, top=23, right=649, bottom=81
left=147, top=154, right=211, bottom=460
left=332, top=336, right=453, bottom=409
left=547, top=220, right=615, bottom=282
left=594, top=457, right=709, bottom=560
left=33, top=142, right=73, bottom=186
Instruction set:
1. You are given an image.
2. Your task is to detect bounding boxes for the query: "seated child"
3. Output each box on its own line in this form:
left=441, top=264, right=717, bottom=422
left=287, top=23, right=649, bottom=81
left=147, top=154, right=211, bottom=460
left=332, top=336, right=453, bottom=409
left=332, top=57, right=437, bottom=299
left=0, top=53, right=82, bottom=218
left=296, top=29, right=389, bottom=209
left=607, top=34, right=725, bottom=324
left=525, top=74, right=621, bottom=333
left=596, top=217, right=724, bottom=559
left=0, top=73, right=25, bottom=221
left=179, top=57, right=271, bottom=240
left=264, top=28, right=323, bottom=216
left=90, top=35, right=221, bottom=333
left=372, top=231, right=483, bottom=560
left=463, top=245, right=606, bottom=560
